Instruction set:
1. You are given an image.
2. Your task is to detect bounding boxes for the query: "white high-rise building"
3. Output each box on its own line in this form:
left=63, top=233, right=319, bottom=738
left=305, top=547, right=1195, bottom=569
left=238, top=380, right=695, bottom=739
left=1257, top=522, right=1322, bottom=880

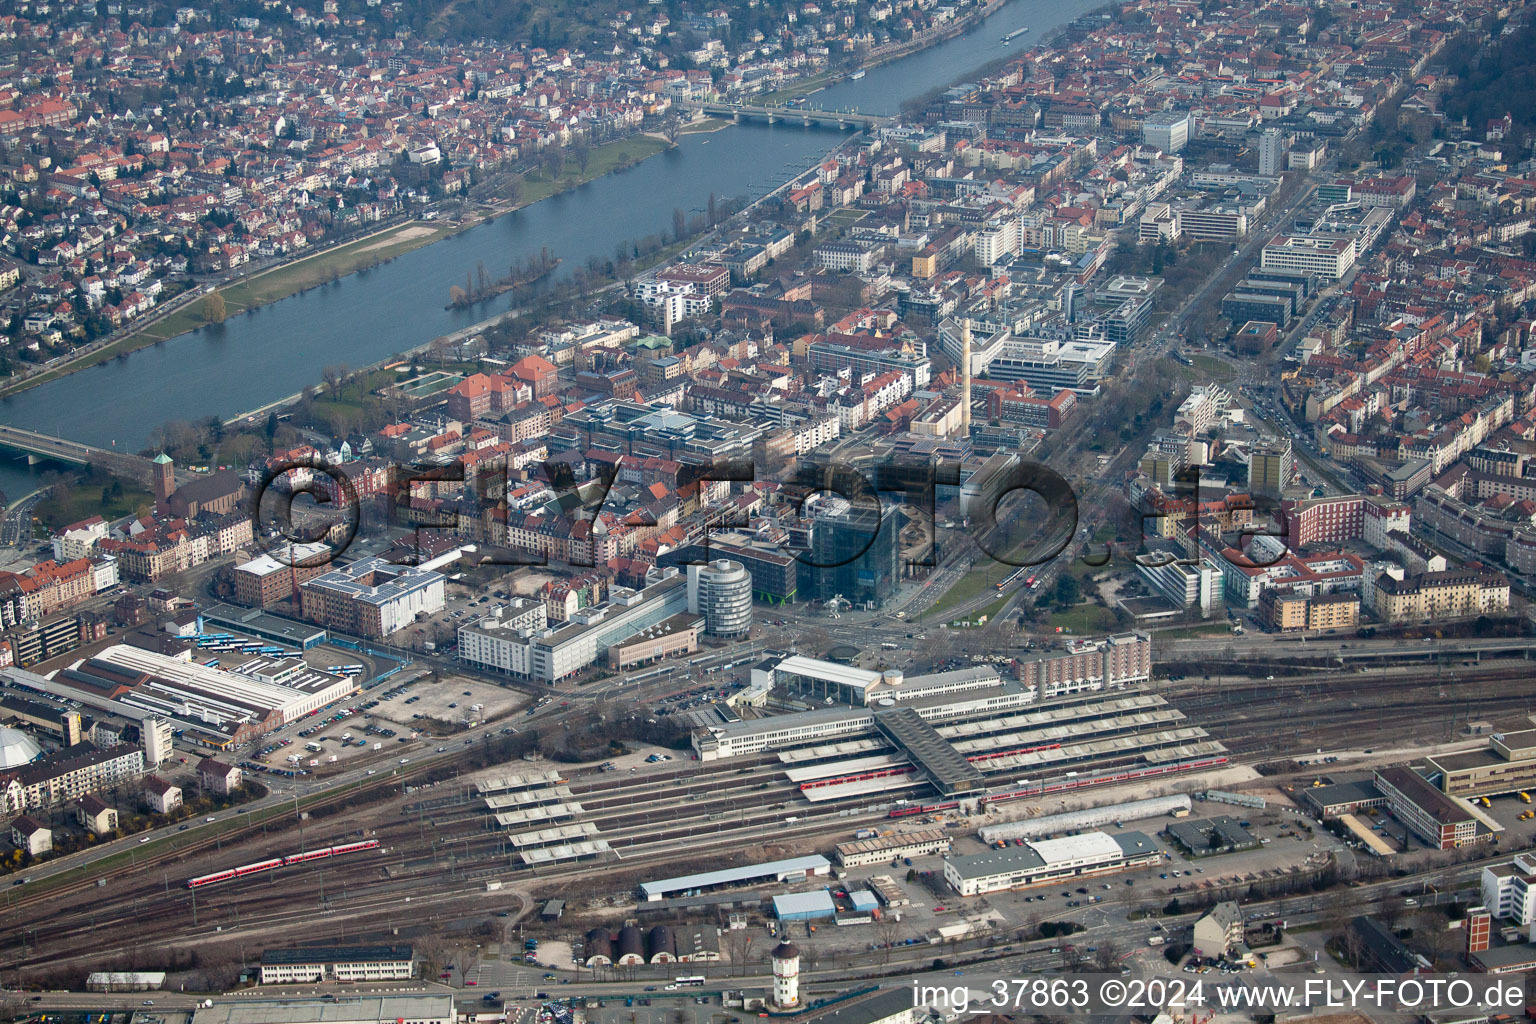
left=687, top=560, right=753, bottom=638
left=1258, top=128, right=1284, bottom=176
left=771, top=942, right=800, bottom=1008
left=141, top=714, right=173, bottom=767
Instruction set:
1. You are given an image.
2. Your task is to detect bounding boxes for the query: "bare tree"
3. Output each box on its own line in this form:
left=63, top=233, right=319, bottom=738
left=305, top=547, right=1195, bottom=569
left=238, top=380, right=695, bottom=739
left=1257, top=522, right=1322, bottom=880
left=1337, top=925, right=1364, bottom=970
left=322, top=364, right=349, bottom=400
left=1411, top=909, right=1454, bottom=967
left=1092, top=939, right=1122, bottom=973
left=875, top=915, right=902, bottom=964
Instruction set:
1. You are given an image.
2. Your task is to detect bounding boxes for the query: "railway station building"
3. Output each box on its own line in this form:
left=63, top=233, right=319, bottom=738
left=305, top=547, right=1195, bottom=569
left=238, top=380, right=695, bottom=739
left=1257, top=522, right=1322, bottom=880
left=943, top=830, right=1161, bottom=896
left=257, top=945, right=416, bottom=985
left=873, top=706, right=985, bottom=797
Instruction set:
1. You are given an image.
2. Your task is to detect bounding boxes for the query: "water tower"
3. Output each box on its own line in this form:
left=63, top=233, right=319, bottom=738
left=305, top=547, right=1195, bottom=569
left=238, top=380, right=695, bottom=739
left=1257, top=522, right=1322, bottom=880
left=770, top=942, right=800, bottom=1009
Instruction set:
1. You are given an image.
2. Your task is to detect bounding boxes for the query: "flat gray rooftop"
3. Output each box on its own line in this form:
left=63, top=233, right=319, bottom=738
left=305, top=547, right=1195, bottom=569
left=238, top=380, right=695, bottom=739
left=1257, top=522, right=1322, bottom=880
left=873, top=706, right=984, bottom=796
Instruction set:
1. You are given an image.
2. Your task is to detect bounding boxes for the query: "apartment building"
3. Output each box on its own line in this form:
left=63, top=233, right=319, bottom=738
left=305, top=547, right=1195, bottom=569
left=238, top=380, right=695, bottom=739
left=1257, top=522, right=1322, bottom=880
left=1367, top=568, right=1510, bottom=625
left=0, top=742, right=145, bottom=813
left=1259, top=589, right=1359, bottom=632
left=233, top=542, right=334, bottom=608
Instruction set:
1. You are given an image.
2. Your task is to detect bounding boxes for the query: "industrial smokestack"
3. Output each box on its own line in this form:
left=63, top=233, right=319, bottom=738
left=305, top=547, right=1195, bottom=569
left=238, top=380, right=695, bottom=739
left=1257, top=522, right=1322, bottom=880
left=960, top=318, right=973, bottom=435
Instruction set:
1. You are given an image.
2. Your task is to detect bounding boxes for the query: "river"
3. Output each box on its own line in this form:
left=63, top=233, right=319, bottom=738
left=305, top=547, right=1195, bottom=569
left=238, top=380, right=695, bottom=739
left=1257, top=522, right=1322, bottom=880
left=0, top=0, right=1103, bottom=498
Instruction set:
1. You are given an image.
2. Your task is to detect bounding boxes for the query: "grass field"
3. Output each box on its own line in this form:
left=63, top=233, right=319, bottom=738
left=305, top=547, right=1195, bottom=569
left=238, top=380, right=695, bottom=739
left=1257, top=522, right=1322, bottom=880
left=1045, top=600, right=1121, bottom=634
left=825, top=208, right=868, bottom=226
left=1189, top=353, right=1237, bottom=380
left=680, top=118, right=729, bottom=134
left=759, top=72, right=840, bottom=105
left=520, top=135, right=673, bottom=205
left=926, top=559, right=1018, bottom=619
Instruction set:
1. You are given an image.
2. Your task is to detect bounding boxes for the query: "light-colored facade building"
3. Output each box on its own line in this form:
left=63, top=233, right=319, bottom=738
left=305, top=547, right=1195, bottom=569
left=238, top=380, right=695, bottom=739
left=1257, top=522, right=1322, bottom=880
left=687, top=559, right=753, bottom=638
left=1260, top=234, right=1356, bottom=280
left=299, top=557, right=446, bottom=638
left=1193, top=901, right=1245, bottom=957
left=943, top=831, right=1162, bottom=896
left=1482, top=853, right=1536, bottom=925
left=257, top=945, right=415, bottom=985
left=1368, top=568, right=1510, bottom=624
left=1143, top=110, right=1191, bottom=153
left=10, top=814, right=50, bottom=856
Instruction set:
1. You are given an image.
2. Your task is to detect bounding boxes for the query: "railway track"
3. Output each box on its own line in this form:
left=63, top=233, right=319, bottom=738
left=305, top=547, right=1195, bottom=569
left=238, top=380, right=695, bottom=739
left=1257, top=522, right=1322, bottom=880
left=14, top=664, right=1535, bottom=975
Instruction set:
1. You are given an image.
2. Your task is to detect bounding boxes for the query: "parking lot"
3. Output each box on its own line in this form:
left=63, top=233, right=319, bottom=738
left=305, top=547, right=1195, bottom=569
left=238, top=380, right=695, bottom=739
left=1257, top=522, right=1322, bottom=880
left=369, top=674, right=526, bottom=730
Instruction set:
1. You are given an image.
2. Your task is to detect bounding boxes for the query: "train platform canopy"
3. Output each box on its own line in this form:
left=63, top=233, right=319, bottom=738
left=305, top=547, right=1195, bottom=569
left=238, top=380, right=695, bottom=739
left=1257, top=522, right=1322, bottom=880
left=783, top=754, right=909, bottom=785
left=521, top=839, right=611, bottom=866
left=939, top=693, right=1170, bottom=740
left=1141, top=739, right=1226, bottom=762
left=778, top=739, right=886, bottom=764
left=970, top=731, right=1220, bottom=775
left=800, top=771, right=922, bottom=803
left=640, top=854, right=831, bottom=902
left=946, top=707, right=1185, bottom=754
left=773, top=890, right=837, bottom=920
left=873, top=706, right=985, bottom=797
left=475, top=770, right=565, bottom=795
left=492, top=802, right=584, bottom=828
left=507, top=822, right=599, bottom=849
left=483, top=786, right=574, bottom=809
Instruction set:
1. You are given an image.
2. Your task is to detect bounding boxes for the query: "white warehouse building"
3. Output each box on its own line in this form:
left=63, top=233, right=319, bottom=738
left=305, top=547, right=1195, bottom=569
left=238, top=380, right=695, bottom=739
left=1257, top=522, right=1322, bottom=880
left=943, top=830, right=1163, bottom=896
left=979, top=795, right=1192, bottom=842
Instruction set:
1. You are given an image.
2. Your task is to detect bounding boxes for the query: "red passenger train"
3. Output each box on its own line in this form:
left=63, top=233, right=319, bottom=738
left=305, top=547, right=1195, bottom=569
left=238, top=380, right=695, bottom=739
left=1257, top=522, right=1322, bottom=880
left=186, top=839, right=379, bottom=888
left=887, top=755, right=1230, bottom=817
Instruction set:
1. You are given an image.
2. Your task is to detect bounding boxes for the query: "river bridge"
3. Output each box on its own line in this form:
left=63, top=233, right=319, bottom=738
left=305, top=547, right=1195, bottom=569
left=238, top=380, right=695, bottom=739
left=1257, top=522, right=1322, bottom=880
left=0, top=425, right=155, bottom=484
left=687, top=101, right=893, bottom=130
